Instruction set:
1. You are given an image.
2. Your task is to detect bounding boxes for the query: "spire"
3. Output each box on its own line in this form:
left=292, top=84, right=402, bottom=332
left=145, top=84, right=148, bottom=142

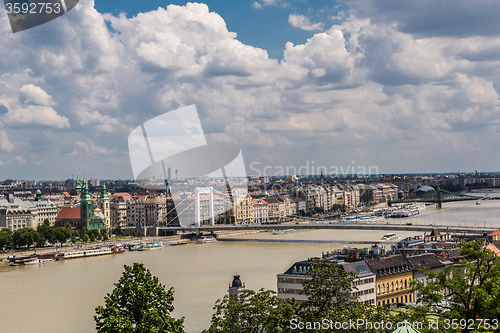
left=81, top=179, right=91, bottom=201
left=75, top=178, right=81, bottom=191
left=99, top=183, right=109, bottom=200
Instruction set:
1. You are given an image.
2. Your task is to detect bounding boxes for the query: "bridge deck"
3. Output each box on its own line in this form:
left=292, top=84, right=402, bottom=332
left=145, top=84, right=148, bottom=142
left=160, top=222, right=495, bottom=234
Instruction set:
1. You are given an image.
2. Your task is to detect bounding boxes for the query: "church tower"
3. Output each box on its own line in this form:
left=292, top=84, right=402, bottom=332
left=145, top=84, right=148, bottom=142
left=75, top=178, right=82, bottom=200
left=80, top=179, right=93, bottom=230
left=99, top=183, right=110, bottom=229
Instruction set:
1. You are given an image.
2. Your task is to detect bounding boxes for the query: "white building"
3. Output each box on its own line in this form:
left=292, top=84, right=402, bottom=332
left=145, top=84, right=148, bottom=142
left=277, top=259, right=376, bottom=305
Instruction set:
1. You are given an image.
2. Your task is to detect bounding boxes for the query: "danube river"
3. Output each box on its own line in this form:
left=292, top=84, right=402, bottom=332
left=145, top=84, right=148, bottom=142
left=1, top=197, right=499, bottom=333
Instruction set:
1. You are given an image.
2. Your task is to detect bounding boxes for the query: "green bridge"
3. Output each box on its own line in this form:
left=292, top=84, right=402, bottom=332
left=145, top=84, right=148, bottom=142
left=389, top=186, right=479, bottom=207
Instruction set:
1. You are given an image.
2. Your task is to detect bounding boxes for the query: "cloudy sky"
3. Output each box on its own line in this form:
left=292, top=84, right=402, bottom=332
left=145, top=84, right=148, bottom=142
left=1, top=0, right=500, bottom=180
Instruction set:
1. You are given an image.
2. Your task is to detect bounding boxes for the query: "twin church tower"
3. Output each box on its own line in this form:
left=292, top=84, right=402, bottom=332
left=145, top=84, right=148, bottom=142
left=75, top=178, right=110, bottom=231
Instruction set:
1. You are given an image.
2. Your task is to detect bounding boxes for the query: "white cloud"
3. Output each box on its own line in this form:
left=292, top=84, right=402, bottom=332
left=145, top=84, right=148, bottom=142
left=19, top=84, right=55, bottom=106
left=1, top=0, right=500, bottom=177
left=288, top=14, right=324, bottom=31
left=0, top=131, right=14, bottom=152
left=4, top=105, right=70, bottom=128
left=13, top=156, right=27, bottom=164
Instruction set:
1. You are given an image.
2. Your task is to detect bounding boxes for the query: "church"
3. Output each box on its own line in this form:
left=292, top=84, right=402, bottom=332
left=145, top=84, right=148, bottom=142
left=55, top=178, right=110, bottom=230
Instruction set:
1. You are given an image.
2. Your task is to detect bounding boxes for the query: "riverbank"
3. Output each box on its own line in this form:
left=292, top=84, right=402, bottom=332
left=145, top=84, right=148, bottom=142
left=0, top=229, right=265, bottom=262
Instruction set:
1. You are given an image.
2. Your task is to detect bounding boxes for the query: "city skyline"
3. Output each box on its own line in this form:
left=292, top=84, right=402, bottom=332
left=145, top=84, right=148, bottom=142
left=1, top=0, right=500, bottom=179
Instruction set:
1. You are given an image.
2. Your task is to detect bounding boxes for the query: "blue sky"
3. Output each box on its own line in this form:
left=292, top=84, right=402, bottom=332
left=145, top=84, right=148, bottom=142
left=1, top=0, right=500, bottom=179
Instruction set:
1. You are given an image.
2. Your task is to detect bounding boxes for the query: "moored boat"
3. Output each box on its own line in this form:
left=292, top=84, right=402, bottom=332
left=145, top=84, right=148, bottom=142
left=381, top=233, right=399, bottom=241
left=137, top=241, right=163, bottom=251
left=56, top=244, right=125, bottom=260
left=196, top=236, right=217, bottom=244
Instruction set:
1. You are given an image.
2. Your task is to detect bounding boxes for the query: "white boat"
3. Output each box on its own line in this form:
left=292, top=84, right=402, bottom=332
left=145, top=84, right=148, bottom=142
left=196, top=236, right=217, bottom=244
left=476, top=201, right=481, bottom=205
left=137, top=241, right=163, bottom=251
left=24, top=258, right=40, bottom=265
left=381, top=233, right=399, bottom=241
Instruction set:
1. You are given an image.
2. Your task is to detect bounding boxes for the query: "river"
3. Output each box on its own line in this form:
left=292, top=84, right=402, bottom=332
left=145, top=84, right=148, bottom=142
left=1, top=197, right=499, bottom=333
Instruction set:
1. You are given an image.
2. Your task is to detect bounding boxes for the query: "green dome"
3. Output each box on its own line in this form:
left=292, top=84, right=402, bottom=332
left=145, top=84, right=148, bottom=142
left=36, top=189, right=42, bottom=195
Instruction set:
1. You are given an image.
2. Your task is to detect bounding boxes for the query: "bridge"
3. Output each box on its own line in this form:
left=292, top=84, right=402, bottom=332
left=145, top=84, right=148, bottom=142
left=158, top=222, right=495, bottom=236
left=389, top=186, right=480, bottom=207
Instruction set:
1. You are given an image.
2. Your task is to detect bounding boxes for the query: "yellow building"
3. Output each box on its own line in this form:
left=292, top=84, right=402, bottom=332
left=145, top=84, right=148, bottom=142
left=366, top=255, right=415, bottom=306
left=234, top=194, right=253, bottom=224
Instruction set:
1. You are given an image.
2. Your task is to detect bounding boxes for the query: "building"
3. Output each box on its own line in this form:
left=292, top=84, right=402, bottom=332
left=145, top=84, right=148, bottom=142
left=0, top=194, right=37, bottom=231
left=55, top=207, right=81, bottom=227
left=228, top=275, right=246, bottom=298
left=234, top=194, right=253, bottom=224
left=0, top=192, right=57, bottom=231
left=366, top=255, right=415, bottom=307
left=277, top=259, right=376, bottom=305
left=252, top=198, right=268, bottom=223
left=406, top=253, right=448, bottom=301
left=32, top=190, right=58, bottom=226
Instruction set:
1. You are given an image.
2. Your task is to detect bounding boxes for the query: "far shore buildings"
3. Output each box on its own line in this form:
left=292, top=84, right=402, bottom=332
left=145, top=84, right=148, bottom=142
left=0, top=191, right=57, bottom=231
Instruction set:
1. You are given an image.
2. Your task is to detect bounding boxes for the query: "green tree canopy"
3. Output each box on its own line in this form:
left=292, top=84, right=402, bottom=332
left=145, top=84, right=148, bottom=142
left=95, top=262, right=184, bottom=333
left=0, top=229, right=13, bottom=249
left=54, top=227, right=71, bottom=245
left=410, top=240, right=500, bottom=331
left=204, top=289, right=297, bottom=333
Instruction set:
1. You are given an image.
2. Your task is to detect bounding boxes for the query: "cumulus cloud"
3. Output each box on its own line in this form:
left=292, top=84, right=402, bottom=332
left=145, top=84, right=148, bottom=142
left=1, top=0, right=500, bottom=177
left=0, top=131, right=14, bottom=152
left=288, top=14, right=324, bottom=31
left=3, top=105, right=70, bottom=128
left=19, top=84, right=55, bottom=106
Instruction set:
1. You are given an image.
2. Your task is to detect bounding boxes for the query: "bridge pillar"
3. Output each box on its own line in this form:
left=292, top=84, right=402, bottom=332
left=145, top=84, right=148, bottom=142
left=436, top=185, right=442, bottom=208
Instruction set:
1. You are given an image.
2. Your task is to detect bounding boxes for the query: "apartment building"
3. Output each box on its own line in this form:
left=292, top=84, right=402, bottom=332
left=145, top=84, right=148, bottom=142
left=277, top=259, right=376, bottom=305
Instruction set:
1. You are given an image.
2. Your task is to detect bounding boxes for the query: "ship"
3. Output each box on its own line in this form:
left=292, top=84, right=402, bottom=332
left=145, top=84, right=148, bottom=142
left=8, top=252, right=57, bottom=266
left=381, top=233, right=399, bottom=241
left=196, top=236, right=217, bottom=244
left=56, top=244, right=125, bottom=260
left=137, top=241, right=163, bottom=251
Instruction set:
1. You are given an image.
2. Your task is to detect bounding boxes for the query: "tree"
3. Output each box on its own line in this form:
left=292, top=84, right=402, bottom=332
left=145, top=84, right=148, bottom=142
left=54, top=227, right=71, bottom=246
left=0, top=229, right=13, bottom=249
left=37, top=223, right=55, bottom=245
left=82, top=233, right=90, bottom=243
left=100, top=228, right=109, bottom=241
left=112, top=226, right=124, bottom=237
left=204, top=289, right=297, bottom=333
left=301, top=259, right=357, bottom=318
left=12, top=228, right=41, bottom=248
left=410, top=240, right=500, bottom=332
left=94, top=262, right=184, bottom=333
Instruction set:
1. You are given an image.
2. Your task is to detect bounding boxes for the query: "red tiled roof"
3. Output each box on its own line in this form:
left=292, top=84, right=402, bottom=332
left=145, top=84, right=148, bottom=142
left=56, top=207, right=81, bottom=220
left=113, top=193, right=132, bottom=198
left=63, top=192, right=71, bottom=198
left=489, top=229, right=500, bottom=237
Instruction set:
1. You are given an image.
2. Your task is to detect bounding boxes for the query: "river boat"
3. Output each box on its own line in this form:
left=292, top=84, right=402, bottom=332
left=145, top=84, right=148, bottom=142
left=56, top=245, right=125, bottom=260
left=137, top=241, right=163, bottom=251
left=169, top=240, right=188, bottom=246
left=196, top=236, right=217, bottom=244
left=381, top=233, right=399, bottom=241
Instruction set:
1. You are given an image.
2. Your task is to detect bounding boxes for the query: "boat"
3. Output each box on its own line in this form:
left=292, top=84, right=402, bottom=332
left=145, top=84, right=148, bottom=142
left=24, top=258, right=41, bottom=265
left=169, top=240, right=188, bottom=246
left=137, top=241, right=163, bottom=251
left=56, top=245, right=125, bottom=260
left=476, top=201, right=481, bottom=205
left=196, top=236, right=217, bottom=244
left=381, top=233, right=399, bottom=241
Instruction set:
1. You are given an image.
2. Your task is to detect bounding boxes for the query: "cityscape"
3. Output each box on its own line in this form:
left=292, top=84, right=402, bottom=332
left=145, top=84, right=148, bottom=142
left=2, top=0, right=500, bottom=332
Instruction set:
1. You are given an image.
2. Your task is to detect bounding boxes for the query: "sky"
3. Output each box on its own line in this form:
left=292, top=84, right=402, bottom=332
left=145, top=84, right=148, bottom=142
left=1, top=0, right=500, bottom=180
